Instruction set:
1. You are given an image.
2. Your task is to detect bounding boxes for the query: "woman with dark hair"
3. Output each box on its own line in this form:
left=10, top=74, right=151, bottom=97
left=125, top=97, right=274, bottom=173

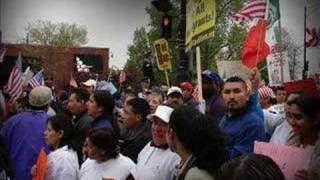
left=285, top=94, right=320, bottom=180
left=166, top=105, right=227, bottom=180
left=215, top=153, right=285, bottom=180
left=43, top=113, right=80, bottom=180
left=80, top=128, right=135, bottom=180
left=86, top=90, right=119, bottom=132
left=286, top=94, right=320, bottom=148
left=120, top=98, right=152, bottom=163
left=269, top=91, right=305, bottom=144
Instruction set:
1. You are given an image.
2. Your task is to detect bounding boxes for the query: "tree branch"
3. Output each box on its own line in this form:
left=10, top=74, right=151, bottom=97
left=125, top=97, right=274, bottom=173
left=216, top=0, right=237, bottom=20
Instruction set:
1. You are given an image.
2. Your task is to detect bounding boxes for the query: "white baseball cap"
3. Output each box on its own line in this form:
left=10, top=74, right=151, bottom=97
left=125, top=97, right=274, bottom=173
left=167, top=86, right=182, bottom=96
left=152, top=105, right=174, bottom=123
left=82, top=79, right=96, bottom=87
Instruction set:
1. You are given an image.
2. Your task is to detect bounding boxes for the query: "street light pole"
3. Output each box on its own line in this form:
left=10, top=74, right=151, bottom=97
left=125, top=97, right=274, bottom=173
left=176, top=0, right=191, bottom=83
left=302, top=5, right=308, bottom=79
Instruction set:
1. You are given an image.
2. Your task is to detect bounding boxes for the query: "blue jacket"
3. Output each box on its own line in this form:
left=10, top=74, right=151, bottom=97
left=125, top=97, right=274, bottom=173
left=1, top=110, right=49, bottom=180
left=248, top=91, right=263, bottom=119
left=220, top=109, right=266, bottom=159
left=91, top=116, right=113, bottom=129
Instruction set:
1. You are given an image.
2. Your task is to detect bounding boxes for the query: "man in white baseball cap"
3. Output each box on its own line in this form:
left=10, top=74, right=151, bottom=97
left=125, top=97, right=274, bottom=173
left=167, top=86, right=183, bottom=108
left=82, top=79, right=96, bottom=95
left=131, top=105, right=180, bottom=180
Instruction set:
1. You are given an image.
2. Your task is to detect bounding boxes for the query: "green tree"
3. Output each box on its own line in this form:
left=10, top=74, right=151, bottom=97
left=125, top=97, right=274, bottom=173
left=201, top=0, right=248, bottom=70
left=280, top=28, right=302, bottom=80
left=125, top=0, right=249, bottom=84
left=124, top=27, right=149, bottom=82
left=25, top=20, right=88, bottom=47
left=22, top=20, right=88, bottom=82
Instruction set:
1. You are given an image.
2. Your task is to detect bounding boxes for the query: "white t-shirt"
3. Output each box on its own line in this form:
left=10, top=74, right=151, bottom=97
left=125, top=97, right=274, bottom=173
left=268, top=104, right=285, bottom=114
left=270, top=120, right=293, bottom=145
left=131, top=142, right=180, bottom=180
left=80, top=154, right=135, bottom=180
left=263, top=110, right=286, bottom=135
left=46, top=145, right=79, bottom=180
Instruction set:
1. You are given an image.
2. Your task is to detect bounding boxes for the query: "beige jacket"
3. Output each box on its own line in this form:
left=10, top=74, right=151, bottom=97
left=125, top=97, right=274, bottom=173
left=184, top=167, right=214, bottom=180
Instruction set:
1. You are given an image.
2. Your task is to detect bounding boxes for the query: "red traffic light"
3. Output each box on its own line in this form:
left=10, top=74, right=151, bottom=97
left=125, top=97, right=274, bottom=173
left=163, top=15, right=171, bottom=26
left=161, top=14, right=172, bottom=39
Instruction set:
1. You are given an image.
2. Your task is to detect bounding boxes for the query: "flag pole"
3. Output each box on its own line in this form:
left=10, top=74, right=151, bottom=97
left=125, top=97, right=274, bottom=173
left=302, top=5, right=308, bottom=79
left=255, top=22, right=264, bottom=68
left=196, top=46, right=203, bottom=101
left=277, top=7, right=284, bottom=84
left=255, top=0, right=270, bottom=69
left=69, top=72, right=74, bottom=94
left=164, top=69, right=170, bottom=87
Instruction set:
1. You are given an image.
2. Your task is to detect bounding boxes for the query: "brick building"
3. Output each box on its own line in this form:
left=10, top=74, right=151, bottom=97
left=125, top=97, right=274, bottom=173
left=3, top=44, right=109, bottom=91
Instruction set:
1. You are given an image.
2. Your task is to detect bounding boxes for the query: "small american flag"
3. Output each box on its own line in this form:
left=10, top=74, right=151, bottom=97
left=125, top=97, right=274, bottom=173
left=230, top=0, right=267, bottom=22
left=69, top=73, right=78, bottom=88
left=29, top=70, right=44, bottom=89
left=192, top=85, right=200, bottom=101
left=0, top=45, right=6, bottom=63
left=4, top=65, right=23, bottom=101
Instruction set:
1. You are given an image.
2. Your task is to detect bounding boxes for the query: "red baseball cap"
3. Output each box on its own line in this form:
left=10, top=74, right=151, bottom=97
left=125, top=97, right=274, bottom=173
left=179, top=82, right=193, bottom=91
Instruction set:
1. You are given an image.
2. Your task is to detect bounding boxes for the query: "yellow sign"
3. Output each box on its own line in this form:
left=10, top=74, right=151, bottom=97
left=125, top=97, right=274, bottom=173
left=154, top=38, right=172, bottom=71
left=185, top=0, right=216, bottom=52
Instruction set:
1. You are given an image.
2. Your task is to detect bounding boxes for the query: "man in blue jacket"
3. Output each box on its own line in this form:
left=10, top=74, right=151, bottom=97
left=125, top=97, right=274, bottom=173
left=220, top=76, right=266, bottom=159
left=1, top=86, right=52, bottom=180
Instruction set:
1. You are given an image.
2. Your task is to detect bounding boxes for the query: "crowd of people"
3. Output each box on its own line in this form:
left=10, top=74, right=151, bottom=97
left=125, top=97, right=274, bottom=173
left=0, top=67, right=319, bottom=180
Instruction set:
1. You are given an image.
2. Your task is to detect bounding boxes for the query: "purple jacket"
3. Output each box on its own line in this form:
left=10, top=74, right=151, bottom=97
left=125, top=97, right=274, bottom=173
left=207, top=95, right=226, bottom=120
left=1, top=110, right=49, bottom=180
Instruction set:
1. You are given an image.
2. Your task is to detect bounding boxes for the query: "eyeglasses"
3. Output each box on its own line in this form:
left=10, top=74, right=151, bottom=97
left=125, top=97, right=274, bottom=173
left=286, top=112, right=305, bottom=121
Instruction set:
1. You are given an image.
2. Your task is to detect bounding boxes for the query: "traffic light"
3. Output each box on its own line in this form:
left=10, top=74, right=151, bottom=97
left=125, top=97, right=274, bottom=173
left=151, top=0, right=172, bottom=12
left=161, top=14, right=172, bottom=39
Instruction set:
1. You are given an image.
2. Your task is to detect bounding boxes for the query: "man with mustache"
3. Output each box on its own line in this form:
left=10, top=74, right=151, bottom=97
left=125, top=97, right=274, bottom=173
left=220, top=76, right=266, bottom=159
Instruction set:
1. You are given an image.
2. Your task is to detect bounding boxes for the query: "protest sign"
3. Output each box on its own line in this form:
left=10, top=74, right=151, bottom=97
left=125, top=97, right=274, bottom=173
left=185, top=0, right=216, bottom=52
left=284, top=79, right=317, bottom=94
left=154, top=38, right=172, bottom=71
left=267, top=51, right=290, bottom=86
left=254, top=141, right=312, bottom=180
left=217, top=60, right=251, bottom=80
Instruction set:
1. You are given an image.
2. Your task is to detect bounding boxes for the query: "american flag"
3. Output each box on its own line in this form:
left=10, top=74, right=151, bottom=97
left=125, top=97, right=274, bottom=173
left=306, top=27, right=320, bottom=47
left=258, top=85, right=275, bottom=98
left=3, top=65, right=23, bottom=101
left=69, top=73, right=78, bottom=88
left=29, top=70, right=44, bottom=89
left=230, top=0, right=267, bottom=22
left=0, top=45, right=6, bottom=63
left=192, top=85, right=200, bottom=101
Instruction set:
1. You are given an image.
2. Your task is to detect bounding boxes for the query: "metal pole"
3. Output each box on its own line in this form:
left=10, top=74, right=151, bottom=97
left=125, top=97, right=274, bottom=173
left=278, top=20, right=284, bottom=83
left=302, top=5, right=308, bottom=79
left=176, top=0, right=191, bottom=83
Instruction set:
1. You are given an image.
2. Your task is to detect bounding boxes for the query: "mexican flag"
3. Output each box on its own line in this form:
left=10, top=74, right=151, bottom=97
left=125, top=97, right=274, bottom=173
left=266, top=0, right=281, bottom=50
left=266, top=0, right=291, bottom=86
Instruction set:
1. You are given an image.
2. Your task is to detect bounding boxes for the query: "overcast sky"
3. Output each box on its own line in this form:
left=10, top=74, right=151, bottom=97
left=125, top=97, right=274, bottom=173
left=0, top=0, right=150, bottom=69
left=0, top=0, right=319, bottom=72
